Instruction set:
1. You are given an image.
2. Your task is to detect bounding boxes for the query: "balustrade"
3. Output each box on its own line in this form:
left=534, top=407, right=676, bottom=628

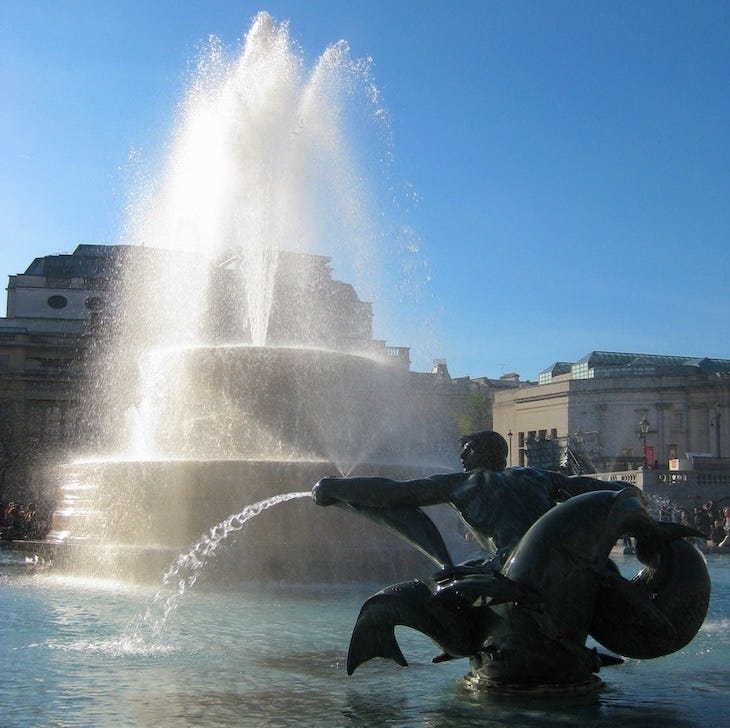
left=595, top=467, right=730, bottom=507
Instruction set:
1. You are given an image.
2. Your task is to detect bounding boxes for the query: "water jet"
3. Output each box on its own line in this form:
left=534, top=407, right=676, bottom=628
left=46, top=12, right=462, bottom=583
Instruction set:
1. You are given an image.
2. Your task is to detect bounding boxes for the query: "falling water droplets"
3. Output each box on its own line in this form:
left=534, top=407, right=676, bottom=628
left=136, top=491, right=310, bottom=636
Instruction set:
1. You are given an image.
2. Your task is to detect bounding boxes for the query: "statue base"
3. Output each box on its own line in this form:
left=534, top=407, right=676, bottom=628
left=462, top=673, right=603, bottom=702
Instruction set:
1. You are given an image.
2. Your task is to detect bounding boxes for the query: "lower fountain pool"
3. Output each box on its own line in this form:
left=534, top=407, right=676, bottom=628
left=2, top=550, right=728, bottom=727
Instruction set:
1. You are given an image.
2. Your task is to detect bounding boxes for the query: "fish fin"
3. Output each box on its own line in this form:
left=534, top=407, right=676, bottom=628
left=354, top=505, right=453, bottom=569
left=347, top=618, right=408, bottom=675
left=347, top=579, right=484, bottom=673
left=432, top=652, right=454, bottom=663
left=655, top=521, right=706, bottom=541
left=597, top=651, right=624, bottom=667
left=347, top=583, right=433, bottom=674
left=585, top=646, right=625, bottom=673
left=634, top=521, right=706, bottom=566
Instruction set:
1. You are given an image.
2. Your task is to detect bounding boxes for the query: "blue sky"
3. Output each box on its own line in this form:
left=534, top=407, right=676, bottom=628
left=1, top=1, right=729, bottom=380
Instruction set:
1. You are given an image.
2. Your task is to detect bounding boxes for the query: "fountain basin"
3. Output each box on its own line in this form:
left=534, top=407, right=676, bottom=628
left=132, top=346, right=404, bottom=464
left=48, top=458, right=464, bottom=583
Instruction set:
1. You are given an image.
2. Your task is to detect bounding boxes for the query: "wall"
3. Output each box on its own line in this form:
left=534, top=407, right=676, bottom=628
left=494, top=374, right=730, bottom=471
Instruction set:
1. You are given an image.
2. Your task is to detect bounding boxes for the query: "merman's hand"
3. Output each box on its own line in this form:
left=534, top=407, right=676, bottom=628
left=312, top=477, right=340, bottom=506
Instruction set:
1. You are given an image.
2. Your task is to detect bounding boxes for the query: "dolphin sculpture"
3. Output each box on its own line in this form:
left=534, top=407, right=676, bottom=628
left=313, top=480, right=710, bottom=690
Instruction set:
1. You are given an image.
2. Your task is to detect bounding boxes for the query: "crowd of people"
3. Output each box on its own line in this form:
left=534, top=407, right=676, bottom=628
left=679, top=500, right=730, bottom=548
left=0, top=501, right=50, bottom=541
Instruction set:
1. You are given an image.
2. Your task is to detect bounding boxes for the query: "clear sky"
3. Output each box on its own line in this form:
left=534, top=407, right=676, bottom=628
left=2, top=1, right=729, bottom=380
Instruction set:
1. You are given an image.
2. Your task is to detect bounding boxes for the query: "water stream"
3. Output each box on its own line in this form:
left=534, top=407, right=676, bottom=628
left=141, top=491, right=310, bottom=634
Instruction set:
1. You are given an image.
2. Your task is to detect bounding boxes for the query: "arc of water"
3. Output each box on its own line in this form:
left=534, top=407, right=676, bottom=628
left=142, top=491, right=310, bottom=634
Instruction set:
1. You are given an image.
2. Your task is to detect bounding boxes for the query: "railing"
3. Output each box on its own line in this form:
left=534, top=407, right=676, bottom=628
left=595, top=468, right=730, bottom=506
left=599, top=470, right=640, bottom=485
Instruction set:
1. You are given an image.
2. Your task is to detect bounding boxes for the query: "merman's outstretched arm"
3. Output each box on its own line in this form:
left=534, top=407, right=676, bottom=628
left=312, top=472, right=469, bottom=509
left=312, top=473, right=470, bottom=569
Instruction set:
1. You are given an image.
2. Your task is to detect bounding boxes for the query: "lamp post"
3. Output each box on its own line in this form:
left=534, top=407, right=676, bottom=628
left=639, top=416, right=650, bottom=468
left=507, top=430, right=513, bottom=467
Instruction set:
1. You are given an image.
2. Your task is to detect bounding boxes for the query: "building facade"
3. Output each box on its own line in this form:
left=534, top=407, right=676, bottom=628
left=0, top=246, right=118, bottom=504
left=493, top=351, right=730, bottom=506
left=1, top=244, right=494, bottom=507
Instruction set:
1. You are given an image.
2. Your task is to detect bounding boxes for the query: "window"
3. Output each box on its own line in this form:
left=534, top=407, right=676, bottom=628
left=47, top=295, right=68, bottom=309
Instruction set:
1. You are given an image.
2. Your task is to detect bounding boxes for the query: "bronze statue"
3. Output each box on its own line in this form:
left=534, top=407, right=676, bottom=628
left=312, top=431, right=710, bottom=692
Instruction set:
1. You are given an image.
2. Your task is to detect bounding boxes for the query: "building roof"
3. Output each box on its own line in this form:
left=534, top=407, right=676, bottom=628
left=21, top=244, right=130, bottom=279
left=540, top=350, right=730, bottom=384
left=578, top=351, right=690, bottom=368
left=539, top=361, right=573, bottom=376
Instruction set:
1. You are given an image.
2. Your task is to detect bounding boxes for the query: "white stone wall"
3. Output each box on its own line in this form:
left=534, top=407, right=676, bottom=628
left=7, top=274, right=105, bottom=323
left=494, top=375, right=730, bottom=469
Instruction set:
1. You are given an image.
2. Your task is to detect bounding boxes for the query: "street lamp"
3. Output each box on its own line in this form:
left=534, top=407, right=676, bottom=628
left=507, top=430, right=513, bottom=467
left=639, top=416, right=650, bottom=468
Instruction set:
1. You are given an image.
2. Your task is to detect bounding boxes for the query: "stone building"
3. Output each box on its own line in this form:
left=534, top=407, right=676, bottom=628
left=493, top=351, right=730, bottom=507
left=0, top=244, right=491, bottom=505
left=0, top=245, right=118, bottom=503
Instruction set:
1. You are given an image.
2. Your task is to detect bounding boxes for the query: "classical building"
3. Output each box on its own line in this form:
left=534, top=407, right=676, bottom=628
left=0, top=245, right=119, bottom=503
left=493, top=351, right=730, bottom=507
left=0, top=244, right=493, bottom=506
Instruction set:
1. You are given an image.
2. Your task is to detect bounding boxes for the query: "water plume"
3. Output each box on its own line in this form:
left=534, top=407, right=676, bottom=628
left=118, top=11, right=384, bottom=358
left=141, top=491, right=310, bottom=634
left=52, top=12, right=456, bottom=585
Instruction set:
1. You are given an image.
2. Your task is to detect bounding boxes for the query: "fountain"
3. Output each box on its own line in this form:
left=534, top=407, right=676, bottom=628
left=3, top=14, right=726, bottom=723
left=46, top=12, right=462, bottom=582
